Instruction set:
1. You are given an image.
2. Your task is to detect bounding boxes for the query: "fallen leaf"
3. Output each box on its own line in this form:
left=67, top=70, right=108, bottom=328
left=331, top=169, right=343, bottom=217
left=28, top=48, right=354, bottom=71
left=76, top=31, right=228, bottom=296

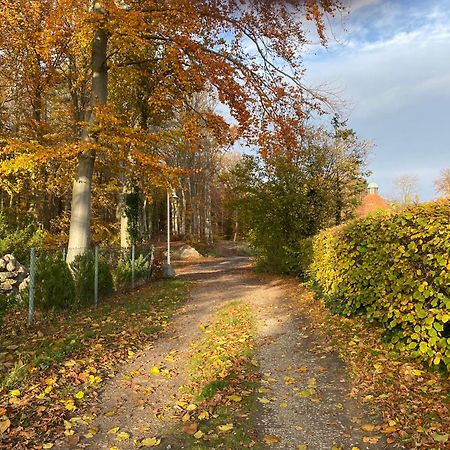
left=181, top=422, right=198, bottom=435
left=381, top=426, right=397, bottom=434
left=297, top=445, right=308, bottom=450
left=297, top=390, right=313, bottom=397
left=42, top=444, right=54, bottom=449
left=258, top=397, right=270, bottom=404
left=363, top=436, right=379, bottom=444
left=117, top=431, right=130, bottom=441
left=140, top=437, right=161, bottom=446
left=432, top=433, right=448, bottom=443
left=74, top=391, right=84, bottom=400
left=361, top=424, right=376, bottom=432
left=108, top=427, right=120, bottom=434
left=263, top=434, right=280, bottom=445
left=197, top=411, right=209, bottom=420
left=84, top=427, right=98, bottom=438
left=227, top=394, right=242, bottom=402
left=0, top=416, right=11, bottom=435
left=193, top=430, right=204, bottom=439
left=217, top=423, right=234, bottom=432
left=150, top=366, right=160, bottom=375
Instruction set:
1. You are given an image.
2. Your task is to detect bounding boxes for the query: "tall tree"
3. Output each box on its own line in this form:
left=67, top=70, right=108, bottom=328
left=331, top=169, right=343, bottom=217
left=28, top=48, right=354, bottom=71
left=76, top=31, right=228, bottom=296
left=0, top=0, right=343, bottom=261
left=434, top=168, right=450, bottom=198
left=66, top=0, right=109, bottom=262
left=393, top=175, right=419, bottom=205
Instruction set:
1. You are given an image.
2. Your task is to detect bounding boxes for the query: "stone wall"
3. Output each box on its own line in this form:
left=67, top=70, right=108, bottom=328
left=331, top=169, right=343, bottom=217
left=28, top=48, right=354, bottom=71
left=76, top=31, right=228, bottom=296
left=0, top=254, right=29, bottom=295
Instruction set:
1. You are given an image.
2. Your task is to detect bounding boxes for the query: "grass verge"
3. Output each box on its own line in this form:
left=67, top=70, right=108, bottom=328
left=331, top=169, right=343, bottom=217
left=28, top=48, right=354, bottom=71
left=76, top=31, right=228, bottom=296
left=295, top=284, right=449, bottom=449
left=0, top=279, right=188, bottom=448
left=168, top=301, right=262, bottom=449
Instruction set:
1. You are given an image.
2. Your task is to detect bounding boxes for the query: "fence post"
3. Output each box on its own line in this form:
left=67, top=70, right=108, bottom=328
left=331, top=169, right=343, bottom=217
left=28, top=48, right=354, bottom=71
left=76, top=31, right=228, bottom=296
left=28, top=248, right=36, bottom=326
left=149, top=244, right=155, bottom=280
left=94, top=247, right=99, bottom=307
left=62, top=248, right=66, bottom=261
left=131, top=245, right=135, bottom=289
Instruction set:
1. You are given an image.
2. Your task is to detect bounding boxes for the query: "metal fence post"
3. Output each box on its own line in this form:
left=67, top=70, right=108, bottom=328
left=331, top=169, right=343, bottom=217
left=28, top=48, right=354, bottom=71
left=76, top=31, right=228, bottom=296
left=94, top=247, right=99, bottom=306
left=28, top=248, right=36, bottom=326
left=149, top=244, right=155, bottom=280
left=62, top=248, right=66, bottom=261
left=131, top=245, right=135, bottom=289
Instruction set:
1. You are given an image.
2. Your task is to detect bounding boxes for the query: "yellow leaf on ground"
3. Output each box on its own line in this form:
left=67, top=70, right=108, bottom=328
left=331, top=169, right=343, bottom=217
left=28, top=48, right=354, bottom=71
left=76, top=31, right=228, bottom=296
left=186, top=404, right=197, bottom=411
left=9, top=390, right=20, bottom=397
left=258, top=397, right=270, bottom=404
left=361, top=424, right=376, bottom=432
left=42, top=444, right=54, bottom=449
left=297, top=445, right=308, bottom=450
left=227, top=395, right=242, bottom=402
left=381, top=426, right=397, bottom=434
left=263, top=434, right=280, bottom=445
left=63, top=400, right=76, bottom=411
left=297, top=390, right=313, bottom=397
left=141, top=437, right=161, bottom=446
left=363, top=436, right=379, bottom=444
left=85, top=427, right=98, bottom=438
left=193, top=430, right=204, bottom=439
left=197, top=411, right=209, bottom=420
left=217, top=423, right=234, bottom=432
left=74, top=391, right=84, bottom=399
left=117, top=431, right=130, bottom=441
left=108, top=427, right=120, bottom=434
left=284, top=376, right=296, bottom=385
left=150, top=366, right=160, bottom=375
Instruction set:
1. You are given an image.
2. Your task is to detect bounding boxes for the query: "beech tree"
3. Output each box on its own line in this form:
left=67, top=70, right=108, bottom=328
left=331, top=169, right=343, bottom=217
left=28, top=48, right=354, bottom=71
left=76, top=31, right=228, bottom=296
left=0, top=0, right=343, bottom=262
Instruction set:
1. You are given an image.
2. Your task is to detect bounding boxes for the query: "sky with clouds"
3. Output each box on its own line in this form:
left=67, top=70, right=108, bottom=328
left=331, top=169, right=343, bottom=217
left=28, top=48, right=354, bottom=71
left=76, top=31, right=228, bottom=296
left=302, top=0, right=450, bottom=201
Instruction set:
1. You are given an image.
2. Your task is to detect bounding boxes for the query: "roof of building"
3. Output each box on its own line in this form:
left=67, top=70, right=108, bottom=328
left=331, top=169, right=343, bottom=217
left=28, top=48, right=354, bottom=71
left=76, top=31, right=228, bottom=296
left=367, top=181, right=379, bottom=189
left=356, top=192, right=390, bottom=217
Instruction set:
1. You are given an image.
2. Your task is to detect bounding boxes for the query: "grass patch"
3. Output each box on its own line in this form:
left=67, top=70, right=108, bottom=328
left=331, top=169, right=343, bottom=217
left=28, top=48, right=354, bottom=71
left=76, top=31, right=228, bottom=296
left=169, top=301, right=261, bottom=449
left=0, top=279, right=188, bottom=447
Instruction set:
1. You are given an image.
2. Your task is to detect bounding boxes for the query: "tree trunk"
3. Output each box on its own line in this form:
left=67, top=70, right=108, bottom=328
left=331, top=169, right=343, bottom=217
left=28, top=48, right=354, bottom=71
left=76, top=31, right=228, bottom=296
left=205, top=178, right=212, bottom=243
left=67, top=3, right=108, bottom=264
left=120, top=187, right=131, bottom=249
left=180, top=188, right=186, bottom=237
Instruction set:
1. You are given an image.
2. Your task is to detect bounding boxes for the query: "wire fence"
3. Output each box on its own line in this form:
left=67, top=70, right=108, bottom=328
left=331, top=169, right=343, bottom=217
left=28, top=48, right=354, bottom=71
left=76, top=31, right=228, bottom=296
left=20, top=244, right=155, bottom=326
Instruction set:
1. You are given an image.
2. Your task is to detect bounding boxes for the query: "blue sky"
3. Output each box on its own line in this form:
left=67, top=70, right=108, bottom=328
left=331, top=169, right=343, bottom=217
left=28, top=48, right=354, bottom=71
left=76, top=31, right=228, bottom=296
left=303, top=0, right=450, bottom=201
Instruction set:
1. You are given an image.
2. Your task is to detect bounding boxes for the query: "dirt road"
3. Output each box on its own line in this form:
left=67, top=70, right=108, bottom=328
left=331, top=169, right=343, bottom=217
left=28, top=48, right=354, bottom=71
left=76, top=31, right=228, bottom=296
left=59, top=257, right=388, bottom=449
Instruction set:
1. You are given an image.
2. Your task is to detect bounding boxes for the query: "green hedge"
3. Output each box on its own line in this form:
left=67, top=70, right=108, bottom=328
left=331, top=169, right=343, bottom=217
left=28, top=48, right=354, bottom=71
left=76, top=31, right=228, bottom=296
left=310, top=199, right=450, bottom=370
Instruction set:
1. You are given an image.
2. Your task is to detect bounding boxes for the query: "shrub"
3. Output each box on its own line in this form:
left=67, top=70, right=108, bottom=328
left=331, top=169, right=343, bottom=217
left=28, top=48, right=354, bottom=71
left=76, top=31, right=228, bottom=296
left=116, top=254, right=150, bottom=288
left=35, top=253, right=75, bottom=310
left=71, top=252, right=114, bottom=305
left=0, top=212, right=46, bottom=262
left=310, top=199, right=450, bottom=370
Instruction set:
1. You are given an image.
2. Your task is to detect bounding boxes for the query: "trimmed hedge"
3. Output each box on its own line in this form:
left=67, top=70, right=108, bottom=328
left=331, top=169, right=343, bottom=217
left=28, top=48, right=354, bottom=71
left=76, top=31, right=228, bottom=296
left=310, top=199, right=450, bottom=370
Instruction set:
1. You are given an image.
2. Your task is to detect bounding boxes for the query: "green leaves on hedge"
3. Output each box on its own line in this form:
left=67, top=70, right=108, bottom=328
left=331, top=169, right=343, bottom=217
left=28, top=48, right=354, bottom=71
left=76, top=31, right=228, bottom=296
left=311, top=199, right=450, bottom=370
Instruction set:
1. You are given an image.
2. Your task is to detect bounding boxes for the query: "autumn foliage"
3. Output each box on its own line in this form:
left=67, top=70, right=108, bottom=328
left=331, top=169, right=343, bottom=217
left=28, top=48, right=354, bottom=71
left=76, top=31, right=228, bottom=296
left=311, top=199, right=450, bottom=370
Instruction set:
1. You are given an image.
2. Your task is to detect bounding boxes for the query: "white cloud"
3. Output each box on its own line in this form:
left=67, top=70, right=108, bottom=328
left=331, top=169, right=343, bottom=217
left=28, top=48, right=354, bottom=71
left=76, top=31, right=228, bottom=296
left=303, top=0, right=450, bottom=200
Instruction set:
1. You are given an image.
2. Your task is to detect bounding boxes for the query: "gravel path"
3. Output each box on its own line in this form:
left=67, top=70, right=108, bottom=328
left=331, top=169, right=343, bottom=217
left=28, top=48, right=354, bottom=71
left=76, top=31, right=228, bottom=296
left=57, top=257, right=388, bottom=449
